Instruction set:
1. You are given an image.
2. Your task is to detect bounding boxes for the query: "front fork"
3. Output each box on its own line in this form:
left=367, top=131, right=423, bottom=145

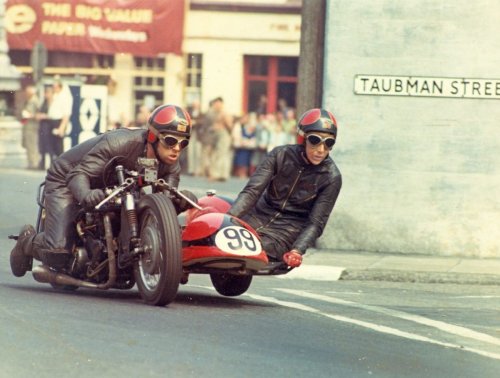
left=116, top=166, right=142, bottom=267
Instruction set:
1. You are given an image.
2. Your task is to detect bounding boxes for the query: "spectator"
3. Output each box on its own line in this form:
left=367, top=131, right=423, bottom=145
left=232, top=112, right=257, bottom=178
left=256, top=94, right=268, bottom=115
left=250, top=113, right=271, bottom=175
left=198, top=99, right=218, bottom=178
left=264, top=113, right=279, bottom=152
left=277, top=98, right=290, bottom=119
left=106, top=78, right=126, bottom=130
left=267, top=115, right=291, bottom=152
left=48, top=77, right=73, bottom=156
left=187, top=100, right=204, bottom=176
left=21, top=85, right=40, bottom=169
left=131, top=104, right=151, bottom=129
left=282, top=108, right=297, bottom=139
left=37, top=86, right=54, bottom=169
left=207, top=97, right=233, bottom=181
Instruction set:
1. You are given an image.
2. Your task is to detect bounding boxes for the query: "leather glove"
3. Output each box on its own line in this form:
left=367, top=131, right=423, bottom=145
left=172, top=190, right=198, bottom=213
left=82, top=189, right=106, bottom=208
left=283, top=250, right=303, bottom=267
left=68, top=174, right=105, bottom=208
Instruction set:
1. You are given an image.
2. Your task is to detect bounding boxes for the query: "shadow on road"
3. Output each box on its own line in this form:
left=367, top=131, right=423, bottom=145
left=1, top=282, right=275, bottom=309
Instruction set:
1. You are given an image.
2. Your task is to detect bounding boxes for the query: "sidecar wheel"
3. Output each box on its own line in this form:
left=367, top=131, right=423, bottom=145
left=210, top=273, right=253, bottom=297
left=134, top=194, right=182, bottom=306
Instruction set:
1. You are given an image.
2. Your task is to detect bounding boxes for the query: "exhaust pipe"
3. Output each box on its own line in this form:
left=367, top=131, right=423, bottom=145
left=32, top=214, right=117, bottom=290
left=32, top=265, right=100, bottom=288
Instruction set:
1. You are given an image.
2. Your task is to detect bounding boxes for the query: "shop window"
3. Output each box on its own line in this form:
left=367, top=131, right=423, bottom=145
left=247, top=56, right=269, bottom=76
left=278, top=57, right=298, bottom=77
left=244, top=56, right=298, bottom=114
left=133, top=56, right=165, bottom=115
left=94, top=54, right=115, bottom=69
left=9, top=50, right=115, bottom=84
left=184, top=53, right=203, bottom=106
left=8, top=49, right=30, bottom=66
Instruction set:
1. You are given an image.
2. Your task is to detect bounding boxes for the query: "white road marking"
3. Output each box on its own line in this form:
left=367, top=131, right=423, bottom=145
left=277, top=289, right=500, bottom=347
left=247, top=292, right=500, bottom=361
left=276, top=265, right=345, bottom=281
left=192, top=285, right=500, bottom=360
left=453, top=295, right=500, bottom=299
left=325, top=291, right=363, bottom=295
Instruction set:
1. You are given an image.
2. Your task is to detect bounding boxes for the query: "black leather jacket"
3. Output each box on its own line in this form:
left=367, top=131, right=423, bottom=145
left=228, top=144, right=342, bottom=254
left=47, top=128, right=181, bottom=190
left=33, top=129, right=181, bottom=258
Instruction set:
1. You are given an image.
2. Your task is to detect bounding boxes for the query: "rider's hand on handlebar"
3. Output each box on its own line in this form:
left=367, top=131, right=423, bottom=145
left=172, top=190, right=198, bottom=213
left=82, top=189, right=106, bottom=208
left=283, top=250, right=303, bottom=267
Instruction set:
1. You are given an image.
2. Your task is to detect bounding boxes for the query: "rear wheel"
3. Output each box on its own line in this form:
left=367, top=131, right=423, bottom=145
left=134, top=194, right=182, bottom=306
left=210, top=273, right=253, bottom=297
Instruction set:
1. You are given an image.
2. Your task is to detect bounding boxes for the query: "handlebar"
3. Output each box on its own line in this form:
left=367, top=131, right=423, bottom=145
left=156, top=179, right=203, bottom=210
left=95, top=178, right=135, bottom=210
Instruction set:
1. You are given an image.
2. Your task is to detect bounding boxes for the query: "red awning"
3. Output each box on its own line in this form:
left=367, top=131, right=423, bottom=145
left=5, top=0, right=185, bottom=56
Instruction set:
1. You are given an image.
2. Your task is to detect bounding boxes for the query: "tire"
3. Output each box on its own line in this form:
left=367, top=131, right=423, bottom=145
left=134, top=194, right=182, bottom=306
left=210, top=273, right=253, bottom=297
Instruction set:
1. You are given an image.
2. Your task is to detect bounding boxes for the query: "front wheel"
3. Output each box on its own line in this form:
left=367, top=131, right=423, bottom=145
left=210, top=273, right=253, bottom=297
left=134, top=194, right=182, bottom=306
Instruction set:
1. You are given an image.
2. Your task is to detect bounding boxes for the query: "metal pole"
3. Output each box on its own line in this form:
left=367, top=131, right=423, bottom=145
left=296, top=0, right=326, bottom=118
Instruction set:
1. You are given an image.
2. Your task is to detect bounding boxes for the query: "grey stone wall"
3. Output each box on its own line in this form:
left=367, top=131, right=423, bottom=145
left=320, top=0, right=500, bottom=257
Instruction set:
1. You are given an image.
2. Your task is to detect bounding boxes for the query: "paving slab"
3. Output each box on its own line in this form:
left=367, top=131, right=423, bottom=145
left=304, top=249, right=382, bottom=269
left=368, top=256, right=462, bottom=273
left=303, top=249, right=500, bottom=284
left=450, top=259, right=500, bottom=275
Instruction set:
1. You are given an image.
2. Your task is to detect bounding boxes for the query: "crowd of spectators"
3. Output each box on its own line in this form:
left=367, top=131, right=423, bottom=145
left=18, top=80, right=296, bottom=180
left=18, top=77, right=73, bottom=170
left=184, top=97, right=297, bottom=181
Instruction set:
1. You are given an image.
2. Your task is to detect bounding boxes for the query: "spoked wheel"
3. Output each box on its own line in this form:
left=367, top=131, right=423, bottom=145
left=210, top=273, right=253, bottom=297
left=134, top=194, right=182, bottom=306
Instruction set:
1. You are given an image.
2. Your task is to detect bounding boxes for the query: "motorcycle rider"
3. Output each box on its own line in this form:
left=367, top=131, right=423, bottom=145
left=10, top=104, right=195, bottom=277
left=227, top=108, right=342, bottom=268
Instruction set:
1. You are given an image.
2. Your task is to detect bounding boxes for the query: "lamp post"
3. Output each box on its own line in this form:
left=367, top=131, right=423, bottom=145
left=0, top=0, right=23, bottom=168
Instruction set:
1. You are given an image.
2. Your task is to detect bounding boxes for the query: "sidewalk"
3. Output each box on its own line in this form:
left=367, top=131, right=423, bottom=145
left=304, top=248, right=500, bottom=285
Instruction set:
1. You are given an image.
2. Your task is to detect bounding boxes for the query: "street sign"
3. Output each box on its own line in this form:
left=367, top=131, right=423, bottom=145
left=30, top=41, right=47, bottom=83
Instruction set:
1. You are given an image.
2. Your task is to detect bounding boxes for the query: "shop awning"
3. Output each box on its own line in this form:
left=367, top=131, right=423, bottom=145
left=5, top=0, right=185, bottom=56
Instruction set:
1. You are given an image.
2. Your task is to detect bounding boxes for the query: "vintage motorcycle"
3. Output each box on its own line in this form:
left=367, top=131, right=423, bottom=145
left=11, top=160, right=292, bottom=307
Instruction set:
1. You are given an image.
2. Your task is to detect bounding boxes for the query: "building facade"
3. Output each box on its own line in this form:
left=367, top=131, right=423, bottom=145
left=6, top=0, right=301, bottom=125
left=185, top=1, right=301, bottom=114
left=321, top=0, right=500, bottom=258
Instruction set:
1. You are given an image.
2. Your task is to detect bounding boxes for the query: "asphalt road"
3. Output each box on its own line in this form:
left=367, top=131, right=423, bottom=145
left=1, top=269, right=499, bottom=377
left=1, top=168, right=500, bottom=377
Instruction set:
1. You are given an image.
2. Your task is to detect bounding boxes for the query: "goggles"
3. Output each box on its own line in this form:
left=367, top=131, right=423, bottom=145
left=158, top=134, right=189, bottom=150
left=306, top=134, right=336, bottom=149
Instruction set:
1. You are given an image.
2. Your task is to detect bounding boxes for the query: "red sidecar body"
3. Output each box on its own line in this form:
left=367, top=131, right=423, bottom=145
left=180, top=194, right=269, bottom=274
left=179, top=193, right=293, bottom=296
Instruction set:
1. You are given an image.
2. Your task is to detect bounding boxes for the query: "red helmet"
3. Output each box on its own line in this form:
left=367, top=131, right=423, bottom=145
left=148, top=104, right=192, bottom=139
left=298, top=108, right=337, bottom=137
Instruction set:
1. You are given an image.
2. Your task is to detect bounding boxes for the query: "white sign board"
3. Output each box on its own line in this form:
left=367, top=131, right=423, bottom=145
left=354, top=75, right=500, bottom=99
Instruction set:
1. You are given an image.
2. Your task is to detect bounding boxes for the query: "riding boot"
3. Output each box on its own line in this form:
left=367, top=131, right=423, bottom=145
left=10, top=225, right=36, bottom=277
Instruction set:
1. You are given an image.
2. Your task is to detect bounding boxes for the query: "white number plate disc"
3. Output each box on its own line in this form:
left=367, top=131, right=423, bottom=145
left=215, top=226, right=262, bottom=256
